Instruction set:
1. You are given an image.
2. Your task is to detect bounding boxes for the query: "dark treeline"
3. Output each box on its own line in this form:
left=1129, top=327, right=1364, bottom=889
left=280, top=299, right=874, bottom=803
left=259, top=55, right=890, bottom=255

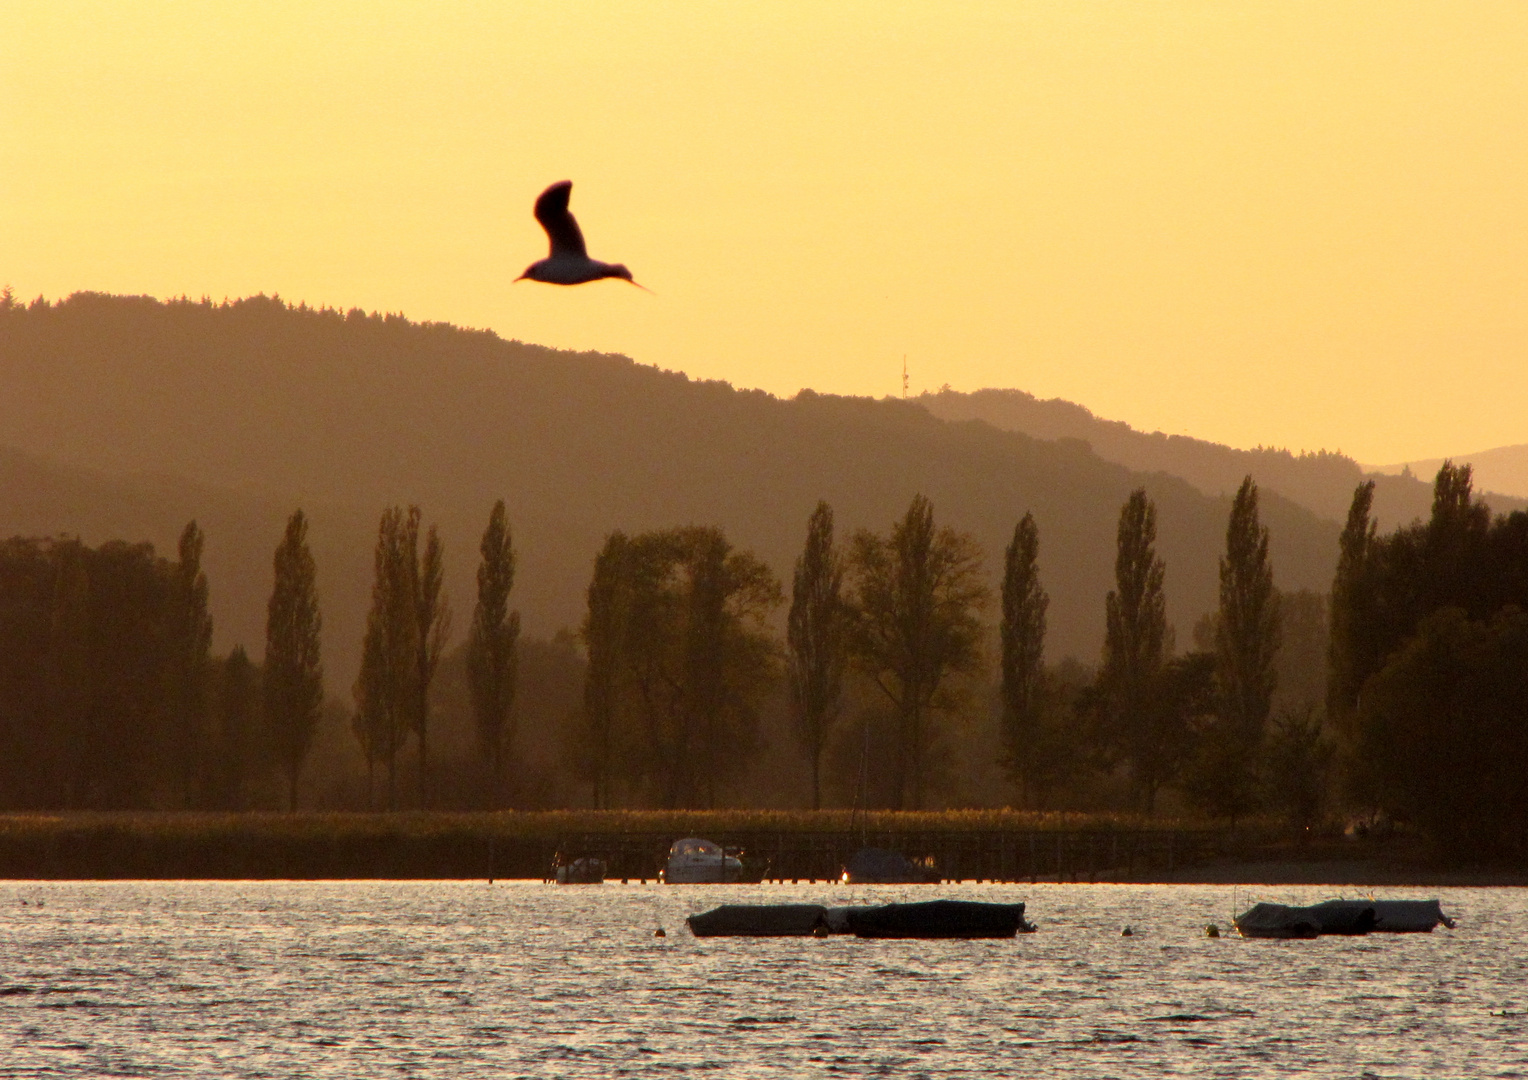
left=2, top=462, right=1525, bottom=864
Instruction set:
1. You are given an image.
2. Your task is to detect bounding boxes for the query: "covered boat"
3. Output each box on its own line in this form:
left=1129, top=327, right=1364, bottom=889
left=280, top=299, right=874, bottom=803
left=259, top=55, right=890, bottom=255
left=1234, top=899, right=1455, bottom=938
left=687, top=904, right=830, bottom=937
left=840, top=847, right=941, bottom=884
left=846, top=899, right=1034, bottom=939
left=662, top=837, right=747, bottom=884
left=553, top=855, right=606, bottom=884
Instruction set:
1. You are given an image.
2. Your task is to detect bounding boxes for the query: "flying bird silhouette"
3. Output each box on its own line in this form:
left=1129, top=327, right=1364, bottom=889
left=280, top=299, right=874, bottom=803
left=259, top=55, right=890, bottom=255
left=516, top=181, right=648, bottom=290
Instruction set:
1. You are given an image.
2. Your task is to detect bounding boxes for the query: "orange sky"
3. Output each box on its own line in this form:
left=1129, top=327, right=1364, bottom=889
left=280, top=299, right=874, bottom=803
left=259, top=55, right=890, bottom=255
left=4, top=2, right=1525, bottom=463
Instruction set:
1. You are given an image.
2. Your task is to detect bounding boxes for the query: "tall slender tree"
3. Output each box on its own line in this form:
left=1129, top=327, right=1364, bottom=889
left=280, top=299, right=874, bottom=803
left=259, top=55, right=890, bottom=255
left=1327, top=481, right=1376, bottom=734
left=467, top=500, right=520, bottom=806
left=166, top=521, right=213, bottom=806
left=849, top=494, right=987, bottom=810
left=407, top=508, right=451, bottom=806
left=1100, top=488, right=1171, bottom=812
left=999, top=512, right=1048, bottom=807
left=1201, top=477, right=1281, bottom=821
left=352, top=600, right=389, bottom=809
left=578, top=532, right=631, bottom=809
left=352, top=507, right=420, bottom=809
left=264, top=509, right=323, bottom=811
left=787, top=501, right=846, bottom=810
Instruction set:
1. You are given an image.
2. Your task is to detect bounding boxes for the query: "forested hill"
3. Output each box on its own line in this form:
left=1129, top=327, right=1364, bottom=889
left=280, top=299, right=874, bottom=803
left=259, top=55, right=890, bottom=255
left=918, top=388, right=1527, bottom=529
left=1, top=292, right=1339, bottom=680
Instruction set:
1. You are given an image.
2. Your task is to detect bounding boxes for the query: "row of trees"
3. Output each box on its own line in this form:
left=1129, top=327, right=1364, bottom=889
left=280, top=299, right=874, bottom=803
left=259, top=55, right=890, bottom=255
left=5, top=462, right=1523, bottom=856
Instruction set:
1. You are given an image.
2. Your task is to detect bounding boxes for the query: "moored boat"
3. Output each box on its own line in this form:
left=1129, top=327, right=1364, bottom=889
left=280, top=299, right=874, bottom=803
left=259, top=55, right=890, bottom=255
left=662, top=837, right=753, bottom=884
left=847, top=899, right=1034, bottom=939
left=553, top=855, right=607, bottom=884
left=1234, top=898, right=1455, bottom=938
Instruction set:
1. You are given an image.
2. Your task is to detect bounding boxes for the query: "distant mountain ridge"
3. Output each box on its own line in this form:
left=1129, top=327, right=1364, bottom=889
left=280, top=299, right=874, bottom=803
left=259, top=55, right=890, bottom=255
left=918, top=388, right=1527, bottom=529
left=1, top=293, right=1344, bottom=681
left=1370, top=444, right=1528, bottom=501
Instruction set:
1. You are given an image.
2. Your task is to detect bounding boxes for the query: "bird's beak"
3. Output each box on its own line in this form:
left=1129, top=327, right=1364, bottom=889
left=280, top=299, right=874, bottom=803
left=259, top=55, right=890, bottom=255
left=623, top=279, right=655, bottom=294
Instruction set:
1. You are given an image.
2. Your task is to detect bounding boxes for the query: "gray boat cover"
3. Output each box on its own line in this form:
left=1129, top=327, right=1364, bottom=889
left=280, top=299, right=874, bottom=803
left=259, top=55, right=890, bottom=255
left=846, top=900, right=1033, bottom=939
left=1235, top=899, right=1454, bottom=938
left=686, top=904, right=829, bottom=937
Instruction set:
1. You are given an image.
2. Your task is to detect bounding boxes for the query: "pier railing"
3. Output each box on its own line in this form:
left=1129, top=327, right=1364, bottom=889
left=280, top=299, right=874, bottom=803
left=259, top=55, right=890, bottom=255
left=0, top=814, right=1263, bottom=880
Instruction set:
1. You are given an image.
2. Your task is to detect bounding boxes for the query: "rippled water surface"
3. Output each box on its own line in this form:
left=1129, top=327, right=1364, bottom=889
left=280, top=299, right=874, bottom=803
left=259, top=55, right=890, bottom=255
left=1, top=880, right=1524, bottom=1077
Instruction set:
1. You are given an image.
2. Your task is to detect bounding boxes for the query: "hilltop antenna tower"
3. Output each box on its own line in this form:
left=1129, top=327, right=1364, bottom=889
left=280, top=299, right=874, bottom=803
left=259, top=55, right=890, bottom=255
left=902, top=355, right=909, bottom=399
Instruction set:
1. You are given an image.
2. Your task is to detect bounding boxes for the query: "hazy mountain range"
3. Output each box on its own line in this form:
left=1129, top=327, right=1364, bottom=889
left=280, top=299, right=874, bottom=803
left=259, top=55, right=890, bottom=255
left=1368, top=445, right=1528, bottom=501
left=6, top=292, right=1499, bottom=687
left=918, top=389, right=1526, bottom=528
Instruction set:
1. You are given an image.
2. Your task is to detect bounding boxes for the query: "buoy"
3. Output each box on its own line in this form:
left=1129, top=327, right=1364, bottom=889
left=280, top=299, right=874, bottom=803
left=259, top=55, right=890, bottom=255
left=655, top=927, right=666, bottom=938
left=1205, top=924, right=1221, bottom=938
left=1121, top=926, right=1134, bottom=937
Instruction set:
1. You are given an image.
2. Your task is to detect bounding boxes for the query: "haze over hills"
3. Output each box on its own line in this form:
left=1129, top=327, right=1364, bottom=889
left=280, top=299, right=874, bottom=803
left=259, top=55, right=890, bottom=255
left=919, top=388, right=1527, bottom=529
left=1370, top=444, right=1528, bottom=501
left=1, top=293, right=1343, bottom=684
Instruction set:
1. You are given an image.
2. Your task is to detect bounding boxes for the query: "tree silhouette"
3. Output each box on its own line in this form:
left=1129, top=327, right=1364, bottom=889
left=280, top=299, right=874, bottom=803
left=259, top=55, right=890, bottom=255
left=849, top=495, right=987, bottom=810
left=1100, top=489, right=1171, bottom=812
left=1199, top=477, right=1281, bottom=822
left=263, top=510, right=323, bottom=811
left=577, top=533, right=631, bottom=809
left=577, top=527, right=779, bottom=809
left=166, top=520, right=213, bottom=807
left=214, top=646, right=260, bottom=810
left=467, top=500, right=520, bottom=807
left=1327, top=480, right=1376, bottom=737
left=999, top=512, right=1047, bottom=807
left=408, top=509, right=451, bottom=807
left=787, top=501, right=847, bottom=810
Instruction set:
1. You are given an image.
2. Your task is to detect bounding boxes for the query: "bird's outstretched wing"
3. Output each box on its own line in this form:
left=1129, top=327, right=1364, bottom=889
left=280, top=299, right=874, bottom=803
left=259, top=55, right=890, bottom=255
left=533, top=181, right=587, bottom=259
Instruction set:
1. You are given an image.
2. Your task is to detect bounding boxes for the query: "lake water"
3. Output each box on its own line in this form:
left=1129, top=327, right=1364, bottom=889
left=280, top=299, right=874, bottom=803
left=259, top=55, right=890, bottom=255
left=0, top=880, right=1523, bottom=1078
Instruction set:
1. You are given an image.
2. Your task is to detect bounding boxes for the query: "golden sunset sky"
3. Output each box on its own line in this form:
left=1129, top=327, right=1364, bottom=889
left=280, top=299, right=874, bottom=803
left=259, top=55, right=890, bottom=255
left=4, top=2, right=1525, bottom=463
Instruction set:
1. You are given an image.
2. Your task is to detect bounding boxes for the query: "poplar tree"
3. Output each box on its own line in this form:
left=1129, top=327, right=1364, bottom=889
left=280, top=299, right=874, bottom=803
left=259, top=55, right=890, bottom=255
left=264, top=510, right=323, bottom=811
left=849, top=494, right=987, bottom=810
left=167, top=520, right=213, bottom=806
left=578, top=532, right=631, bottom=809
left=1100, top=488, right=1171, bottom=812
left=787, top=501, right=846, bottom=810
left=352, top=507, right=448, bottom=810
left=353, top=508, right=410, bottom=808
left=1326, top=481, right=1376, bottom=734
left=999, top=512, right=1048, bottom=807
left=408, top=509, right=451, bottom=807
left=467, top=500, right=519, bottom=806
left=1200, top=477, right=1281, bottom=821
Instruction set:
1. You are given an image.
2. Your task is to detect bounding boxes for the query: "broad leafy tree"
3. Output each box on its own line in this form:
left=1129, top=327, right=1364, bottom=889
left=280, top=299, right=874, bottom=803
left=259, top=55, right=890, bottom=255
left=576, top=526, right=780, bottom=808
left=848, top=494, right=987, bottom=810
